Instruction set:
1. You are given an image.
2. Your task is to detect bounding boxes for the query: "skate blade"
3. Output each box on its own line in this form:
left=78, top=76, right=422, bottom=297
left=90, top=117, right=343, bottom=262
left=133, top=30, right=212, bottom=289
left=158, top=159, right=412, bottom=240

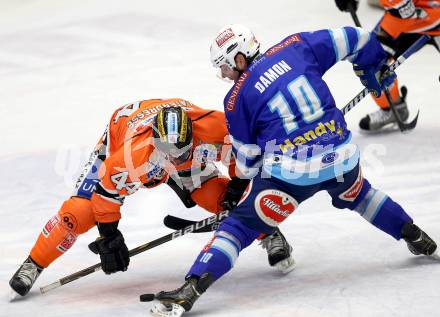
left=358, top=122, right=399, bottom=135
left=8, top=289, right=21, bottom=302
left=275, top=256, right=296, bottom=274
left=150, top=302, right=185, bottom=317
left=429, top=250, right=440, bottom=261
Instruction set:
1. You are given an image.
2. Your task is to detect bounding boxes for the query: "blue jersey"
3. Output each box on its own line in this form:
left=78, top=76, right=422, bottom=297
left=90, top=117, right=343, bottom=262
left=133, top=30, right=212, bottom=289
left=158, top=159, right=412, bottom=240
left=224, top=27, right=387, bottom=177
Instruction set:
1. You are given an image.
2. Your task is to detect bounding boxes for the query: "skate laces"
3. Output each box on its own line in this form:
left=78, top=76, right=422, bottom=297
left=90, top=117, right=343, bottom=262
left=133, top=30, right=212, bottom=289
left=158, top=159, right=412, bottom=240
left=17, top=262, right=39, bottom=286
left=261, top=232, right=285, bottom=253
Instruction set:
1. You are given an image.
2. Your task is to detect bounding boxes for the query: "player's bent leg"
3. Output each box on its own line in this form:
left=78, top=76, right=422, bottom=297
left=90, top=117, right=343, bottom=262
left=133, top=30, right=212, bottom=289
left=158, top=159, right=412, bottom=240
left=148, top=216, right=260, bottom=315
left=30, top=196, right=95, bottom=267
left=193, top=175, right=295, bottom=272
left=354, top=186, right=412, bottom=239
left=329, top=167, right=437, bottom=257
left=233, top=176, right=302, bottom=273
left=187, top=216, right=260, bottom=280
left=355, top=188, right=437, bottom=257
left=10, top=196, right=96, bottom=296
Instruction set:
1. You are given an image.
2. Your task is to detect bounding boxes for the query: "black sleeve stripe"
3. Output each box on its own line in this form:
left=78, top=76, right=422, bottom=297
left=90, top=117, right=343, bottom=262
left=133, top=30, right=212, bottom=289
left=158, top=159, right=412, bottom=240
left=95, top=182, right=120, bottom=199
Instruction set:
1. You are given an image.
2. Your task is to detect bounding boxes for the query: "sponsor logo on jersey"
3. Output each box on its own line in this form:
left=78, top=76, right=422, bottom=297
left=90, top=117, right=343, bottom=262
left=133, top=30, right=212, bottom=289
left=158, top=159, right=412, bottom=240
left=56, top=232, right=77, bottom=253
left=77, top=178, right=99, bottom=199
left=322, top=152, right=338, bottom=164
left=279, top=120, right=338, bottom=153
left=167, top=112, right=179, bottom=144
left=338, top=168, right=364, bottom=202
left=61, top=213, right=78, bottom=231
left=265, top=34, right=301, bottom=57
left=134, top=116, right=155, bottom=133
left=254, top=60, right=293, bottom=94
left=43, top=215, right=60, bottom=237
left=146, top=160, right=165, bottom=180
left=254, top=189, right=298, bottom=226
left=172, top=210, right=229, bottom=239
left=226, top=71, right=249, bottom=112
left=216, top=28, right=235, bottom=47
left=127, top=100, right=193, bottom=130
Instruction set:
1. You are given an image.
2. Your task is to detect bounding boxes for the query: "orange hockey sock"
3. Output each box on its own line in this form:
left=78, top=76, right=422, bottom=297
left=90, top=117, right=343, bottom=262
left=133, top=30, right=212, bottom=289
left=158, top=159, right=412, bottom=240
left=30, top=197, right=96, bottom=268
left=372, top=78, right=400, bottom=110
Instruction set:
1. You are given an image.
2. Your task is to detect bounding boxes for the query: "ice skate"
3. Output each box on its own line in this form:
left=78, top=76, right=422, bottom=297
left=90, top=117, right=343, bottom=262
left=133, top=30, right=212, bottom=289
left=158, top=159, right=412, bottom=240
left=261, top=228, right=295, bottom=274
left=145, top=273, right=214, bottom=317
left=401, top=223, right=438, bottom=259
left=359, top=87, right=409, bottom=132
left=9, top=257, right=43, bottom=297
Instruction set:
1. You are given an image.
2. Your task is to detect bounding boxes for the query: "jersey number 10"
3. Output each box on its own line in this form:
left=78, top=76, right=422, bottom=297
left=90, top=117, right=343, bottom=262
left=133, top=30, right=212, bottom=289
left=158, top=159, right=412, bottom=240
left=268, top=75, right=324, bottom=133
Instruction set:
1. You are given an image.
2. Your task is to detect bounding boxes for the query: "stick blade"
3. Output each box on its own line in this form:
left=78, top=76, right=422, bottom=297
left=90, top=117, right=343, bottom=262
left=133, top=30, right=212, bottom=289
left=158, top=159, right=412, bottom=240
left=163, top=215, right=194, bottom=230
left=163, top=215, right=217, bottom=233
left=401, top=110, right=419, bottom=133
left=140, top=293, right=156, bottom=302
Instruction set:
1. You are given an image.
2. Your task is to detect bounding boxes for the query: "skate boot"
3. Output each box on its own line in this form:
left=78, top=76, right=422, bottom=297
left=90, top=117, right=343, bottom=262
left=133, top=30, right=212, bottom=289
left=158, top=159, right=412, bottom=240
left=359, top=86, right=409, bottom=132
left=261, top=228, right=295, bottom=273
left=9, top=256, right=43, bottom=297
left=401, top=222, right=438, bottom=258
left=145, top=273, right=214, bottom=317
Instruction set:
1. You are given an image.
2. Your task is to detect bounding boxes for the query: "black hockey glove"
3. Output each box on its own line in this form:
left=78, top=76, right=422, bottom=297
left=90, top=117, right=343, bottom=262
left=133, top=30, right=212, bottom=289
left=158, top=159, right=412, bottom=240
left=335, top=0, right=359, bottom=12
left=220, top=177, right=250, bottom=210
left=89, top=221, right=130, bottom=274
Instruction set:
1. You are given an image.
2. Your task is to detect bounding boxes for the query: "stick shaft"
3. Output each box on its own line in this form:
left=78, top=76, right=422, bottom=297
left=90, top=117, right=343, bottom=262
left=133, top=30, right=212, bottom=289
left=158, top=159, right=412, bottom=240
left=40, top=210, right=229, bottom=294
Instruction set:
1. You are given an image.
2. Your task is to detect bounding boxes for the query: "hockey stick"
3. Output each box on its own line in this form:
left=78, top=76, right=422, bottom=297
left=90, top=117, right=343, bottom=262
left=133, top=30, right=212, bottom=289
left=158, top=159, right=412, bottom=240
left=39, top=210, right=229, bottom=294
left=384, top=88, right=419, bottom=132
left=347, top=2, right=362, bottom=28
left=346, top=5, right=423, bottom=132
left=164, top=214, right=219, bottom=233
left=340, top=34, right=431, bottom=116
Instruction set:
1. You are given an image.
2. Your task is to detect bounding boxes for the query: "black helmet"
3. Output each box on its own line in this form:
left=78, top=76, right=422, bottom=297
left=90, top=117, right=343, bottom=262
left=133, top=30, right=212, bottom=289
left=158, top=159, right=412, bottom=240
left=152, top=106, right=193, bottom=165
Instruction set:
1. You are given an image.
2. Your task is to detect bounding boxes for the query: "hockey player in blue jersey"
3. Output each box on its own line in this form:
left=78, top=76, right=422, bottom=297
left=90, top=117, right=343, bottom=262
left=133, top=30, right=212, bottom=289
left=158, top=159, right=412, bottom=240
left=143, top=25, right=438, bottom=316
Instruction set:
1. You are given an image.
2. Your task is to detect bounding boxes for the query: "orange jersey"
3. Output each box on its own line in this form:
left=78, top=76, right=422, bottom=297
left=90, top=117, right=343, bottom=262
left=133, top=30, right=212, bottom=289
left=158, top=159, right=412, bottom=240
left=30, top=98, right=233, bottom=267
left=380, top=0, right=440, bottom=38
left=90, top=98, right=233, bottom=223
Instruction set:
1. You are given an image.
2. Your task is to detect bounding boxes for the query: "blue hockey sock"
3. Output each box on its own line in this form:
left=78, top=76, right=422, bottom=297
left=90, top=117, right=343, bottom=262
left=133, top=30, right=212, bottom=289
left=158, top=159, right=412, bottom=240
left=355, top=187, right=412, bottom=240
left=186, top=216, right=260, bottom=280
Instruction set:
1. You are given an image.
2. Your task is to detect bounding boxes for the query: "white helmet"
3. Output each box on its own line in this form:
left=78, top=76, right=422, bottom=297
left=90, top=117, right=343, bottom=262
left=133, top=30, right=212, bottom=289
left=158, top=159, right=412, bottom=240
left=210, top=24, right=260, bottom=69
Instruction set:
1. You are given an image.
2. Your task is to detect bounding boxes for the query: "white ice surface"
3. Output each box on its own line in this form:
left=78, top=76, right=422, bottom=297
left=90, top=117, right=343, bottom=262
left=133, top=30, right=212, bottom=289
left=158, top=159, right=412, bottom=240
left=1, top=1, right=440, bottom=316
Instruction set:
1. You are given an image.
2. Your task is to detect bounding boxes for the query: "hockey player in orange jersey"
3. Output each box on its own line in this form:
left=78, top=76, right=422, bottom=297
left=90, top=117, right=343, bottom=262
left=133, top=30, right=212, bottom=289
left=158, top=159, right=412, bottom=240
left=9, top=99, right=294, bottom=298
left=335, top=0, right=439, bottom=131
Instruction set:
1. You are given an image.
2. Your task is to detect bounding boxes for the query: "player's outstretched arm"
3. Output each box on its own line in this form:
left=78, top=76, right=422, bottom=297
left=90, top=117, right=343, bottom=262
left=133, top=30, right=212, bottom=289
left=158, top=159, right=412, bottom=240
left=302, top=27, right=395, bottom=97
